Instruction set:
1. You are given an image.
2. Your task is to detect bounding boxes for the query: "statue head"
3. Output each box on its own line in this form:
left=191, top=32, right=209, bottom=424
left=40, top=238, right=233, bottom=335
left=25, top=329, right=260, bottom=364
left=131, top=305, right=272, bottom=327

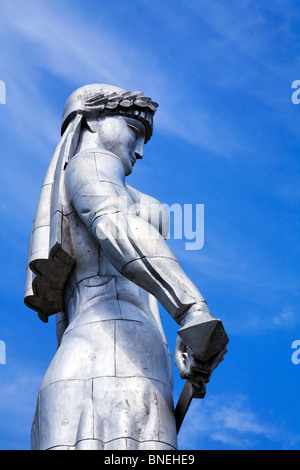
left=61, top=83, right=158, bottom=143
left=61, top=84, right=158, bottom=175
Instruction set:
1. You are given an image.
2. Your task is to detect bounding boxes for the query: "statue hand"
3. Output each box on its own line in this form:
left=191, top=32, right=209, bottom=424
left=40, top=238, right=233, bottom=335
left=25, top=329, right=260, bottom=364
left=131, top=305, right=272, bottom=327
left=174, top=336, right=227, bottom=392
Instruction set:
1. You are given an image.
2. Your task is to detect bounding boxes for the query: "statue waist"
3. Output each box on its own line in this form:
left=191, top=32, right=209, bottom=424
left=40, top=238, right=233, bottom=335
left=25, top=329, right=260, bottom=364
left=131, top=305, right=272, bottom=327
left=65, top=274, right=157, bottom=325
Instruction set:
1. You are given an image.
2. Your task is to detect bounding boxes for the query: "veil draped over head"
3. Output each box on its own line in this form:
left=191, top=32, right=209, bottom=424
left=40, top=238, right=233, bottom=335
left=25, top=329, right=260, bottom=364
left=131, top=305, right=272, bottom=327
left=24, top=84, right=158, bottom=322
left=24, top=115, right=82, bottom=322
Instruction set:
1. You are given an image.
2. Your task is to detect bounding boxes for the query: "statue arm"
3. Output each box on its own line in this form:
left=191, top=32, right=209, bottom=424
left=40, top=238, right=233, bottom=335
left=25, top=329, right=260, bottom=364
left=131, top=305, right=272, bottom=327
left=65, top=150, right=210, bottom=328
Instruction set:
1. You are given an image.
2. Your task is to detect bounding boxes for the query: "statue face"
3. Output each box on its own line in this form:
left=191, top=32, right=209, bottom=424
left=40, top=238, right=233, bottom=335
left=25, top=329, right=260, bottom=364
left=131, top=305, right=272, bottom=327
left=90, top=115, right=146, bottom=175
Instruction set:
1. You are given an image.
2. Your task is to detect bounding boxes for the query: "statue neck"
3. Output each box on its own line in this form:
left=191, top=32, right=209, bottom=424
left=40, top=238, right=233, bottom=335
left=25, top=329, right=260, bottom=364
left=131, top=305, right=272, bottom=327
left=75, top=127, right=100, bottom=154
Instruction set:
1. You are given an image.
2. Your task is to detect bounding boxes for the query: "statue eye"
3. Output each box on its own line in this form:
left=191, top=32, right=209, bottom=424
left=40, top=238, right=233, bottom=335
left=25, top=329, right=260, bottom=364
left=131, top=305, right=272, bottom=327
left=127, top=124, right=139, bottom=140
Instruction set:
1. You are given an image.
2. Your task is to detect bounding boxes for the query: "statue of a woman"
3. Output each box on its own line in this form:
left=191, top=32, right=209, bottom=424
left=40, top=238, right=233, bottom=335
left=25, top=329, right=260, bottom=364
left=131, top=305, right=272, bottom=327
left=25, top=84, right=228, bottom=450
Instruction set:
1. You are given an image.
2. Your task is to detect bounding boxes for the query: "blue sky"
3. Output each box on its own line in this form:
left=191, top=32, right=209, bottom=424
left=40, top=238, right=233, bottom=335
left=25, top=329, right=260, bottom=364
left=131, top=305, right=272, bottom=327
left=0, top=0, right=299, bottom=450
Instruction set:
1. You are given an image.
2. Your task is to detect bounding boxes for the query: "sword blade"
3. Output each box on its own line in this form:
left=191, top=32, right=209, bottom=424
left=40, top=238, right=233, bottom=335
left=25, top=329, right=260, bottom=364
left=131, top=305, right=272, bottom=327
left=175, top=380, right=206, bottom=434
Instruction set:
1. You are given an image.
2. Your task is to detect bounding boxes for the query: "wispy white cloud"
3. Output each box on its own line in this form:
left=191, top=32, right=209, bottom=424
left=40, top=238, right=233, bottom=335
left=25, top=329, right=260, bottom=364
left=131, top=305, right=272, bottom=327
left=142, top=0, right=300, bottom=150
left=0, top=0, right=172, bottom=219
left=0, top=0, right=247, bottom=157
left=167, top=231, right=300, bottom=336
left=271, top=310, right=297, bottom=328
left=1, top=0, right=299, bottom=165
left=178, top=394, right=296, bottom=449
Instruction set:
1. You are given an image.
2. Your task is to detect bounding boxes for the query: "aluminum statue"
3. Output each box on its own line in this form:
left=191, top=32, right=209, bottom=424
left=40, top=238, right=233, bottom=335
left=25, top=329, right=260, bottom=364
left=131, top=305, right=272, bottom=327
left=25, top=84, right=228, bottom=450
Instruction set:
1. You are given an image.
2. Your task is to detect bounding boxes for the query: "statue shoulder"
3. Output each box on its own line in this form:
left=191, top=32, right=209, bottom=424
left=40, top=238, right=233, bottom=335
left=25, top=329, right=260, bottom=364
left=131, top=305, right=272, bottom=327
left=67, top=149, right=126, bottom=190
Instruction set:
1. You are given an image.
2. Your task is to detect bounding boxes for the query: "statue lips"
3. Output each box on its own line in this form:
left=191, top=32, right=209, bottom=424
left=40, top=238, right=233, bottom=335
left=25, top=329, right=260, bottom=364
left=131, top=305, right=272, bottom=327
left=130, top=153, right=136, bottom=166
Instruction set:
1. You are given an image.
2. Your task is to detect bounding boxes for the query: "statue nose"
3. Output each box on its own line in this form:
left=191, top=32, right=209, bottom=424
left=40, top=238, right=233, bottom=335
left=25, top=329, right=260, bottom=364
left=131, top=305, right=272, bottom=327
left=135, top=137, right=144, bottom=159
